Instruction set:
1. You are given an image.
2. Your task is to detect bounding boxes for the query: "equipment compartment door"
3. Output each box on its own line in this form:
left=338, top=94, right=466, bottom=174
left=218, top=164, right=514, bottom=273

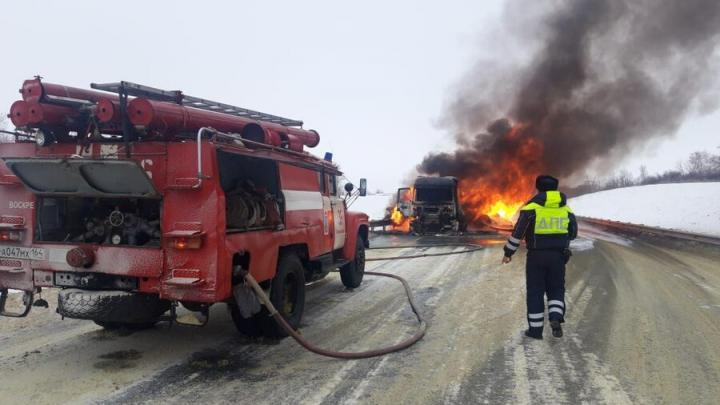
left=328, top=174, right=346, bottom=250
left=3, top=158, right=159, bottom=198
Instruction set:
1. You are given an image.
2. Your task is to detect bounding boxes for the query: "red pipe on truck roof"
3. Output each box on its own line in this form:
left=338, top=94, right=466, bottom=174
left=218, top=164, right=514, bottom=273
left=9, top=100, right=81, bottom=128
left=25, top=101, right=79, bottom=126
left=21, top=78, right=119, bottom=104
left=18, top=79, right=120, bottom=130
left=11, top=78, right=319, bottom=150
left=8, top=101, right=29, bottom=127
left=127, top=98, right=320, bottom=149
left=95, top=98, right=121, bottom=124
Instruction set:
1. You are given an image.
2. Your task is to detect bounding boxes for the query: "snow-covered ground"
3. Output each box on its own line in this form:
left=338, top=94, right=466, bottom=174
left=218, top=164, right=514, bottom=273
left=570, top=182, right=720, bottom=237
left=348, top=193, right=394, bottom=220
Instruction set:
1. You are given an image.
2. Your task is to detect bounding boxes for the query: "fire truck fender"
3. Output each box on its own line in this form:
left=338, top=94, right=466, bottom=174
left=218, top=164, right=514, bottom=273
left=342, top=212, right=370, bottom=261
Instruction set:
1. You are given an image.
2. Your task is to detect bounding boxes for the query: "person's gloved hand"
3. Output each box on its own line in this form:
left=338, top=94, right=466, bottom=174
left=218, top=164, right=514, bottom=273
left=502, top=255, right=512, bottom=264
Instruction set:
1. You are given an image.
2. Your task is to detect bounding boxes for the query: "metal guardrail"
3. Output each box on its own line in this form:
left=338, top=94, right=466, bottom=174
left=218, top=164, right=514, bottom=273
left=369, top=216, right=720, bottom=246
left=369, top=219, right=393, bottom=231
left=579, top=217, right=720, bottom=246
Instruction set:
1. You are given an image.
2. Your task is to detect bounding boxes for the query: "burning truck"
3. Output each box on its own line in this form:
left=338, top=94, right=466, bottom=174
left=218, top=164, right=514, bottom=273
left=390, top=176, right=467, bottom=235
left=0, top=77, right=369, bottom=337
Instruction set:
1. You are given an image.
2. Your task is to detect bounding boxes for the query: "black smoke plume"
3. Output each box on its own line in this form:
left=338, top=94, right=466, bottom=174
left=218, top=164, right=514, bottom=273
left=420, top=0, right=720, bottom=198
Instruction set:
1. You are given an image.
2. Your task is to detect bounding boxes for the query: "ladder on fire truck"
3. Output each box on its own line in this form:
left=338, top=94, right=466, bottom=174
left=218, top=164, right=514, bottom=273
left=91, top=81, right=304, bottom=127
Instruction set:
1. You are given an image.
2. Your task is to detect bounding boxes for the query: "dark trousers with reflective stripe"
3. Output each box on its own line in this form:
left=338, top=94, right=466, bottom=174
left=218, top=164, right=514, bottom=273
left=525, top=250, right=566, bottom=337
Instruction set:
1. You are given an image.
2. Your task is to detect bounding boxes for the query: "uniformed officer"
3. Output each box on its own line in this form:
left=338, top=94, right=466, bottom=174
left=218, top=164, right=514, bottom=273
left=501, top=175, right=578, bottom=339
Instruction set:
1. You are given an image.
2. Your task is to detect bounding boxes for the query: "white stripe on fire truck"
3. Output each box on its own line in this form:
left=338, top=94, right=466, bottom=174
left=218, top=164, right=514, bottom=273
left=283, top=190, right=323, bottom=211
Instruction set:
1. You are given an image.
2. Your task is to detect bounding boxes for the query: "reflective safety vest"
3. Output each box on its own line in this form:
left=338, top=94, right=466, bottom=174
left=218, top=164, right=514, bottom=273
left=521, top=191, right=572, bottom=235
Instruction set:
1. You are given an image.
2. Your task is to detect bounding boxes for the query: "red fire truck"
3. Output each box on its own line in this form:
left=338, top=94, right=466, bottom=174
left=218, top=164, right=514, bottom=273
left=0, top=78, right=369, bottom=337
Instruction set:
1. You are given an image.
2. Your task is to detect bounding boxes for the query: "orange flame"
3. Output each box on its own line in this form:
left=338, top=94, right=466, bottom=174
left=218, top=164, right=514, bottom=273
left=486, top=200, right=524, bottom=221
left=458, top=125, right=544, bottom=226
left=390, top=207, right=405, bottom=225
left=389, top=187, right=414, bottom=231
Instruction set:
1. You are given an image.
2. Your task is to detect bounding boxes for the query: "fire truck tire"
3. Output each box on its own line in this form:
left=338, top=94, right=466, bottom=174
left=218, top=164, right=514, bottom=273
left=58, top=289, right=170, bottom=325
left=261, top=253, right=306, bottom=338
left=340, top=237, right=365, bottom=289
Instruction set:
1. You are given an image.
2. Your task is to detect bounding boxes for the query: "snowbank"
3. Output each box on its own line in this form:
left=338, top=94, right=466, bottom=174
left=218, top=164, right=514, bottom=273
left=569, top=182, right=720, bottom=237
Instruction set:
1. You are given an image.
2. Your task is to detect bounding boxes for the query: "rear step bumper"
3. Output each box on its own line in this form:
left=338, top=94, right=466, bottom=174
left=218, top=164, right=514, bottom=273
left=0, top=288, right=33, bottom=317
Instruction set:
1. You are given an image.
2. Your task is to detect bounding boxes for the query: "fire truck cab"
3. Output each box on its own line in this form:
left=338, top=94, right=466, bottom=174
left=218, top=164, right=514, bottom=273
left=0, top=78, right=369, bottom=337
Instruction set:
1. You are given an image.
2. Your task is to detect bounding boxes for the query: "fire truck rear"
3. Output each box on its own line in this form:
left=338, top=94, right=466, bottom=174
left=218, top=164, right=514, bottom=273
left=0, top=78, right=369, bottom=337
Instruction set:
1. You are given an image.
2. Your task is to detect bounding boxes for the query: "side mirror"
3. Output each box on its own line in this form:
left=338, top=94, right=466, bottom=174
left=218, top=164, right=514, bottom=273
left=344, top=182, right=354, bottom=193
left=359, top=178, right=367, bottom=197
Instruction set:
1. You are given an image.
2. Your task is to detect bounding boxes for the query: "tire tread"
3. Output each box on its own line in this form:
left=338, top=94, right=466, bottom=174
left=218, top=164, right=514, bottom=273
left=58, top=289, right=169, bottom=324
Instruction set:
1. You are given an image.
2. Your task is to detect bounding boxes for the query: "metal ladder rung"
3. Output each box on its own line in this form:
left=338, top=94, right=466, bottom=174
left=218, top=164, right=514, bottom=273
left=90, top=80, right=304, bottom=127
left=181, top=95, right=303, bottom=127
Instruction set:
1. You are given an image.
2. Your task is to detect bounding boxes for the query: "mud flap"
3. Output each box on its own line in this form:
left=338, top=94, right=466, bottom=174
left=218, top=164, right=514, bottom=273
left=0, top=288, right=33, bottom=317
left=232, top=283, right=262, bottom=319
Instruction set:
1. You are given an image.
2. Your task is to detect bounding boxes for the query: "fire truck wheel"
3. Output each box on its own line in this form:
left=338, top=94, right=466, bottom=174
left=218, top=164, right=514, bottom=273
left=261, top=253, right=306, bottom=338
left=340, top=236, right=366, bottom=289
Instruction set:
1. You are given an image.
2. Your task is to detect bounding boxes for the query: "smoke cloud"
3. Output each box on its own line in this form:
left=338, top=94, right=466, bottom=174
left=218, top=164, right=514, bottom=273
left=420, top=0, right=720, bottom=192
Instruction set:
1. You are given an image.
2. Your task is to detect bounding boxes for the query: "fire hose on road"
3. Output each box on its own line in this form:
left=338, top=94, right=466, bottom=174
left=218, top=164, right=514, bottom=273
left=242, top=242, right=488, bottom=359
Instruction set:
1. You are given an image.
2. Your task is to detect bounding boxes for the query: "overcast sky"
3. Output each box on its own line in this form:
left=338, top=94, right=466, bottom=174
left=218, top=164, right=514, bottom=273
left=2, top=1, right=718, bottom=192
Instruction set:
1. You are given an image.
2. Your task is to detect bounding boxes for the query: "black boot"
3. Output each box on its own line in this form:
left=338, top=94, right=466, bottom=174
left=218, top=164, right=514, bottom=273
left=524, top=329, right=543, bottom=340
left=550, top=320, right=563, bottom=338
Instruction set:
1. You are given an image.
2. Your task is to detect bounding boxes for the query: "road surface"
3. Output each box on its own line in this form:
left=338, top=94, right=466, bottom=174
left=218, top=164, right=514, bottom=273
left=1, top=226, right=719, bottom=404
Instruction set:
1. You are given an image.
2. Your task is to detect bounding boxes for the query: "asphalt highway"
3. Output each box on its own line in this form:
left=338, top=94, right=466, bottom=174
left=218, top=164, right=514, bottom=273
left=1, top=225, right=718, bottom=404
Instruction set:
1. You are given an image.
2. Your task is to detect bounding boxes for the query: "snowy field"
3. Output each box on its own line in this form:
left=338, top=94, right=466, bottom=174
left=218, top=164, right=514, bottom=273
left=348, top=193, right=394, bottom=220
left=570, top=182, right=720, bottom=237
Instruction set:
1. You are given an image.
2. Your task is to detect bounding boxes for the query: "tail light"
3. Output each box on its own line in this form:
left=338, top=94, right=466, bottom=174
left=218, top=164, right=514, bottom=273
left=164, top=226, right=204, bottom=250
left=172, top=237, right=202, bottom=250
left=66, top=246, right=95, bottom=268
left=0, top=230, right=23, bottom=242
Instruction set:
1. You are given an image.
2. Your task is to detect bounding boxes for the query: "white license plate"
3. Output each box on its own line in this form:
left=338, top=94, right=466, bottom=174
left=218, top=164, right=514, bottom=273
left=0, top=245, right=47, bottom=261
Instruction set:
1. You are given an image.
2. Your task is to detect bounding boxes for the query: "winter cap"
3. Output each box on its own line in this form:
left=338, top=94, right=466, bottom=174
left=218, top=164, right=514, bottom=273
left=536, top=175, right=559, bottom=191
